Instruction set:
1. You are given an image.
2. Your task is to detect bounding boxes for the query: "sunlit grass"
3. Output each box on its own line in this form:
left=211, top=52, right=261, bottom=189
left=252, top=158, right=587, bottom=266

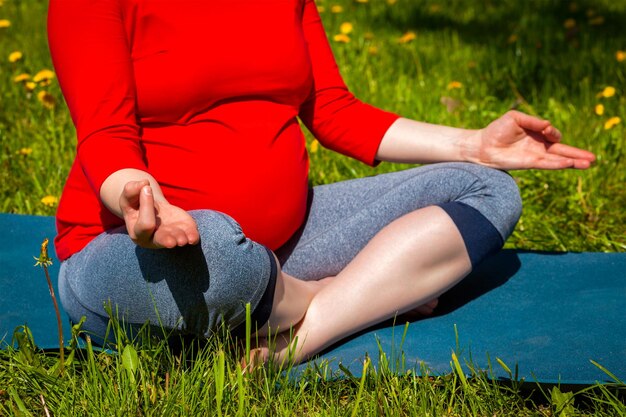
left=2, top=318, right=625, bottom=416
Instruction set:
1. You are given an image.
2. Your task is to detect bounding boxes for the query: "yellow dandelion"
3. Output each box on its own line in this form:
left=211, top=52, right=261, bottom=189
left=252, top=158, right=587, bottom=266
left=598, top=86, right=616, bottom=98
left=356, top=0, right=369, bottom=3
left=604, top=117, right=621, bottom=130
left=563, top=18, right=576, bottom=29
left=8, top=51, right=22, bottom=63
left=33, top=69, right=55, bottom=83
left=25, top=81, right=36, bottom=91
left=309, top=139, right=320, bottom=153
left=13, top=73, right=30, bottom=83
left=0, top=19, right=10, bottom=28
left=340, top=22, right=353, bottom=35
left=447, top=81, right=463, bottom=90
left=616, top=51, right=626, bottom=62
left=387, top=0, right=397, bottom=5
left=368, top=45, right=379, bottom=56
left=17, top=147, right=33, bottom=156
left=429, top=4, right=441, bottom=13
left=330, top=5, right=343, bottom=13
left=589, top=16, right=604, bottom=25
left=507, top=34, right=518, bottom=44
left=317, top=5, right=325, bottom=13
left=37, top=91, right=56, bottom=109
left=41, top=195, right=59, bottom=207
left=595, top=104, right=604, bottom=116
left=398, top=31, right=416, bottom=44
left=333, top=33, right=350, bottom=43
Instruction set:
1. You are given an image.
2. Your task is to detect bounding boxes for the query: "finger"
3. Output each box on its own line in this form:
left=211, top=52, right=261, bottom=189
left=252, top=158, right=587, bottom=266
left=573, top=159, right=593, bottom=170
left=186, top=219, right=200, bottom=245
left=508, top=110, right=551, bottom=133
left=547, top=142, right=596, bottom=161
left=134, top=185, right=157, bottom=244
left=541, top=124, right=562, bottom=143
left=532, top=154, right=576, bottom=170
left=120, top=179, right=150, bottom=212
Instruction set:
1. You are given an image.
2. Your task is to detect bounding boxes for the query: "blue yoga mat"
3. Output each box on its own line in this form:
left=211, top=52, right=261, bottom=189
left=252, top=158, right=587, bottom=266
left=1, top=213, right=625, bottom=385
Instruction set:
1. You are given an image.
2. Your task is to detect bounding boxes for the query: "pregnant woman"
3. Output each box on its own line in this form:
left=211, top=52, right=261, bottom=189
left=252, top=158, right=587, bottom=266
left=48, top=0, right=595, bottom=363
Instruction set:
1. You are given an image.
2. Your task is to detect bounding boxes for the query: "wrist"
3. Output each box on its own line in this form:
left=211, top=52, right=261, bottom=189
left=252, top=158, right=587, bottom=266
left=459, top=129, right=483, bottom=165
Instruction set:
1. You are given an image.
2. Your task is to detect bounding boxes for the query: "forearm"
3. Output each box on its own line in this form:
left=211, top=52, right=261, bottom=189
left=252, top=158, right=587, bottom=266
left=100, top=168, right=167, bottom=218
left=375, top=117, right=480, bottom=164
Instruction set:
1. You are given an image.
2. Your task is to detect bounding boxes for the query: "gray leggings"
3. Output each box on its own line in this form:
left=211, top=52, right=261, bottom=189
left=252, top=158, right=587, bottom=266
left=58, top=162, right=522, bottom=342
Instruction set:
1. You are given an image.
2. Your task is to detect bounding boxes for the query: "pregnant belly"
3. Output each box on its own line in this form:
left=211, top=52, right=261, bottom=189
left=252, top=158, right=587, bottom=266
left=140, top=116, right=310, bottom=250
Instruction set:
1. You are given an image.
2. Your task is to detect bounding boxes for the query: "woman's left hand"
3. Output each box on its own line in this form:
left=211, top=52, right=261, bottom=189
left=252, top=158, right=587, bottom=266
left=470, top=110, right=596, bottom=170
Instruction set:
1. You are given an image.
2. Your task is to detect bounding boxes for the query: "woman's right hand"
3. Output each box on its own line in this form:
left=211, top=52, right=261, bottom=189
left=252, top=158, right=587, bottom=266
left=120, top=180, right=200, bottom=248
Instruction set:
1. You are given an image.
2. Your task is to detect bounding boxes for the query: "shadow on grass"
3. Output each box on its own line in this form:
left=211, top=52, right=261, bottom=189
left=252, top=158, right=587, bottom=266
left=372, top=0, right=626, bottom=45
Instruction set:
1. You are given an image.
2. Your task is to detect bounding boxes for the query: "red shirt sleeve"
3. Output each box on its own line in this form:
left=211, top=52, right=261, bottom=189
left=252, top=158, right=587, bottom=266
left=298, top=0, right=400, bottom=166
left=47, top=0, right=148, bottom=194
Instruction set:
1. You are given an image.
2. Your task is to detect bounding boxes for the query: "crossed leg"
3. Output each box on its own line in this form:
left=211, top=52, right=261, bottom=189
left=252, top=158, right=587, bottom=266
left=254, top=162, right=522, bottom=363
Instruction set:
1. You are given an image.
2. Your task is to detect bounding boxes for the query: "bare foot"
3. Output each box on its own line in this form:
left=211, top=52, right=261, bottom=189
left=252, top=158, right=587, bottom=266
left=241, top=332, right=294, bottom=372
left=395, top=298, right=439, bottom=322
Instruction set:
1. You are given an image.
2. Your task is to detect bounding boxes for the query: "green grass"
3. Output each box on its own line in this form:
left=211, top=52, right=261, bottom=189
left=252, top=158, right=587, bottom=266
left=2, top=320, right=626, bottom=416
left=1, top=0, right=625, bottom=415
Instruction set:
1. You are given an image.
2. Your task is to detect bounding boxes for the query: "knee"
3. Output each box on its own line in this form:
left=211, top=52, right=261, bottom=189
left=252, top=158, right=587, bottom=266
left=187, top=210, right=274, bottom=328
left=471, top=165, right=522, bottom=239
left=493, top=168, right=522, bottom=225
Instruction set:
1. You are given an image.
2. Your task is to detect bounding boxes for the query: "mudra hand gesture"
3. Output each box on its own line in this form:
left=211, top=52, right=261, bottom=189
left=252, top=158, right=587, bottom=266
left=469, top=110, right=595, bottom=170
left=119, top=179, right=199, bottom=249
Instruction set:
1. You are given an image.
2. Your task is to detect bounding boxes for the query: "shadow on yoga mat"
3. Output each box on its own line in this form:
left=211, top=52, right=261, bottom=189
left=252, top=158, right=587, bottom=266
left=1, top=213, right=624, bottom=386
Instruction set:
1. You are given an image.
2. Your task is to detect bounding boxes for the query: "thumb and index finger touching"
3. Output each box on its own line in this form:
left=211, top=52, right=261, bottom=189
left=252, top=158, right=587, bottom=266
left=509, top=110, right=596, bottom=167
left=120, top=180, right=157, bottom=245
left=509, top=110, right=562, bottom=142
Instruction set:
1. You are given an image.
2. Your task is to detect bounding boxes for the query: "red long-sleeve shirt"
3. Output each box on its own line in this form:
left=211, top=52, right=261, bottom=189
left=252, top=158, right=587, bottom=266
left=48, top=0, right=399, bottom=261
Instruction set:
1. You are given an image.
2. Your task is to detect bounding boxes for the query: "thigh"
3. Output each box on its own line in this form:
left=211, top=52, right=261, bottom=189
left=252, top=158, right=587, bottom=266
left=59, top=210, right=275, bottom=340
left=276, top=162, right=520, bottom=280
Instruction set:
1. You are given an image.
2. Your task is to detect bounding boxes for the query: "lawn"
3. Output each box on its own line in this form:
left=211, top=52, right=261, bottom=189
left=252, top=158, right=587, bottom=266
left=1, top=0, right=625, bottom=415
